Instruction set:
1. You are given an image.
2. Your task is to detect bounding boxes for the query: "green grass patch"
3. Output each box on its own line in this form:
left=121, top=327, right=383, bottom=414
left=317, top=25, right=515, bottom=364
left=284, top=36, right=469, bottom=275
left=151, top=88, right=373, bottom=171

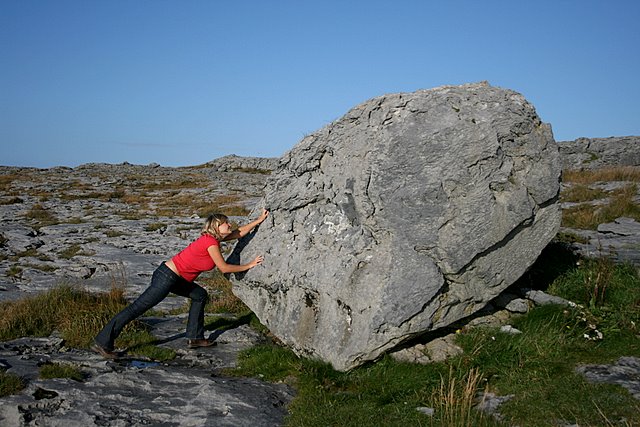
left=114, top=329, right=176, bottom=361
left=0, top=371, right=26, bottom=397
left=453, top=257, right=640, bottom=426
left=39, top=362, right=84, bottom=381
left=229, top=346, right=500, bottom=426
left=228, top=254, right=640, bottom=427
left=456, top=305, right=640, bottom=426
left=201, top=270, right=251, bottom=314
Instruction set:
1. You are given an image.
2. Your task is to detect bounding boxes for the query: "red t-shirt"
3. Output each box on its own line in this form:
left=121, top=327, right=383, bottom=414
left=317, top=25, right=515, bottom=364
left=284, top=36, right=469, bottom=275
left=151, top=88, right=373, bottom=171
left=171, top=234, right=219, bottom=282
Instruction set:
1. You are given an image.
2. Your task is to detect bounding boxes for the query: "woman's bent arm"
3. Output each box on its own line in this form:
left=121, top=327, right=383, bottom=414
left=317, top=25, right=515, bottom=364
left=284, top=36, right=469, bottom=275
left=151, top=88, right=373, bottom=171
left=208, top=245, right=263, bottom=274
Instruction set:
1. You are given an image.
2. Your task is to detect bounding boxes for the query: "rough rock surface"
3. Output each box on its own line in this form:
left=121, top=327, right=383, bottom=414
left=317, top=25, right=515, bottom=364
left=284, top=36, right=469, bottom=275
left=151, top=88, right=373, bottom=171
left=231, top=82, right=561, bottom=371
left=576, top=356, right=640, bottom=400
left=0, top=316, right=293, bottom=426
left=563, top=216, right=640, bottom=264
left=204, top=155, right=279, bottom=172
left=558, top=136, right=640, bottom=170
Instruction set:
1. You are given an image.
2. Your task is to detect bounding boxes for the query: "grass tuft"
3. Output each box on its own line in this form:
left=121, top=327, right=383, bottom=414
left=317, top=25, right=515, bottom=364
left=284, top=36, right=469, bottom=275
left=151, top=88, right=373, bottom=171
left=201, top=270, right=250, bottom=314
left=0, top=372, right=26, bottom=397
left=432, top=367, right=491, bottom=427
left=24, top=203, right=58, bottom=227
left=0, top=284, right=126, bottom=347
left=39, top=362, right=84, bottom=381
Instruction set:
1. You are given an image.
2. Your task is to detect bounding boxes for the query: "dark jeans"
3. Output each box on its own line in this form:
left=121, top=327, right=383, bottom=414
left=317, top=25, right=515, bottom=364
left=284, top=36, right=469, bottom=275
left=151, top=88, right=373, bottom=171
left=95, top=262, right=209, bottom=351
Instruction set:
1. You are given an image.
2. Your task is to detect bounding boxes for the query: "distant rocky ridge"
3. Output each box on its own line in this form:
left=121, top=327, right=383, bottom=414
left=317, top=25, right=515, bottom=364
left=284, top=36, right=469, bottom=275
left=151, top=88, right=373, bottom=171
left=557, top=135, right=640, bottom=170
left=203, top=154, right=279, bottom=172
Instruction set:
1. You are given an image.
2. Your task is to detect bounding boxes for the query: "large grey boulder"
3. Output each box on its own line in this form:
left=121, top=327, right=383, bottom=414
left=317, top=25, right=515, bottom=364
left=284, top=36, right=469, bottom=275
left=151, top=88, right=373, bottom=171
left=231, top=82, right=561, bottom=371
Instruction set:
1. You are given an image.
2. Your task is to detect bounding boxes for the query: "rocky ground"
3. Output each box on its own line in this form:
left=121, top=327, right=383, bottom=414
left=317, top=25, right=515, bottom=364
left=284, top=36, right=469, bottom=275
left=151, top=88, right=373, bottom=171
left=0, top=321, right=293, bottom=426
left=0, top=160, right=293, bottom=426
left=0, top=161, right=272, bottom=307
left=1, top=150, right=640, bottom=425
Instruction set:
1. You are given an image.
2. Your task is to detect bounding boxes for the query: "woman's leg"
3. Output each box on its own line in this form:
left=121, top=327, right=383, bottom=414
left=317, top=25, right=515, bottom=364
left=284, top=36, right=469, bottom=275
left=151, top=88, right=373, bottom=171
left=171, top=280, right=209, bottom=339
left=95, top=264, right=175, bottom=351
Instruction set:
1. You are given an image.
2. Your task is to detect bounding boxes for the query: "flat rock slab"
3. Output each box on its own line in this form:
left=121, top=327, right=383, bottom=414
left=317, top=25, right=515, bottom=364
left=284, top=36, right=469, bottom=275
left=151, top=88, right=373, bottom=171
left=1, top=368, right=292, bottom=427
left=0, top=315, right=293, bottom=426
left=563, top=217, right=640, bottom=264
left=576, top=356, right=640, bottom=400
left=598, top=217, right=640, bottom=236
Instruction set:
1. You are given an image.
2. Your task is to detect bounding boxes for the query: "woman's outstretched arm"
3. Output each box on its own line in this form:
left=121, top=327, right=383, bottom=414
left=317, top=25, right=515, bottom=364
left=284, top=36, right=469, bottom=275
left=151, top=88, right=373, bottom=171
left=222, top=208, right=269, bottom=241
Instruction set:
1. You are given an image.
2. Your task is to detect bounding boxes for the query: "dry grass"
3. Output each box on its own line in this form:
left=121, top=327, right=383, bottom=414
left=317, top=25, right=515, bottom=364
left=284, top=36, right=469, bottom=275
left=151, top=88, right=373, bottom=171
left=154, top=193, right=250, bottom=218
left=562, top=184, right=640, bottom=229
left=0, top=196, right=23, bottom=205
left=561, top=184, right=607, bottom=203
left=24, top=204, right=58, bottom=227
left=0, top=283, right=129, bottom=347
left=121, top=193, right=150, bottom=205
left=231, top=167, right=272, bottom=175
left=430, top=367, right=488, bottom=426
left=0, top=174, right=19, bottom=192
left=140, top=172, right=207, bottom=191
left=145, top=222, right=167, bottom=232
left=563, top=166, right=640, bottom=184
left=201, top=270, right=249, bottom=314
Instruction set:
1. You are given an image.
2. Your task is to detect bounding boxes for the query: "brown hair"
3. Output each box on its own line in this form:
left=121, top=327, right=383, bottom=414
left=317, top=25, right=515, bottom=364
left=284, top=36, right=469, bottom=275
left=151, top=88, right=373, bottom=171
left=201, top=213, right=228, bottom=240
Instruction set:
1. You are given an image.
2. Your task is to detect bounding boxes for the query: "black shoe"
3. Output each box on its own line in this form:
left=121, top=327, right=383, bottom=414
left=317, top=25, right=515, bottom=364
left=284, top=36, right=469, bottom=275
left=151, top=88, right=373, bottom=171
left=187, top=338, right=217, bottom=349
left=91, top=343, right=121, bottom=359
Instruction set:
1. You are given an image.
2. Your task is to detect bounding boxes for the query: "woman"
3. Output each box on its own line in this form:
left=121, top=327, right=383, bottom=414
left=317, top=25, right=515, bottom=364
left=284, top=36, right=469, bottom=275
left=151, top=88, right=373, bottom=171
left=92, top=208, right=269, bottom=359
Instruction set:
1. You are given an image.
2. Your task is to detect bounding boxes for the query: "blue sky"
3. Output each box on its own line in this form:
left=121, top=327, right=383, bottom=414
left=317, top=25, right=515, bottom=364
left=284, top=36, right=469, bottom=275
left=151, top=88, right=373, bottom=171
left=1, top=1, right=639, bottom=168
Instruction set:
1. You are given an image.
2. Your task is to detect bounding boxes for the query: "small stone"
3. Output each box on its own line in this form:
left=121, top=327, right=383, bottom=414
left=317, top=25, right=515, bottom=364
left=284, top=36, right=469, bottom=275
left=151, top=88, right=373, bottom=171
left=505, top=298, right=529, bottom=313
left=416, top=406, right=434, bottom=416
left=500, top=325, right=522, bottom=335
